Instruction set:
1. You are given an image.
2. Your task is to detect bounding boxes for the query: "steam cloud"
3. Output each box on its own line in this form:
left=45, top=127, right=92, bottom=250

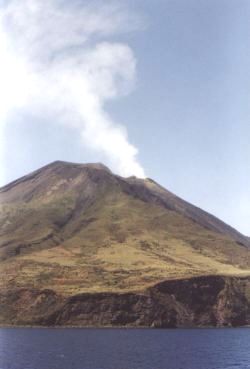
left=0, top=0, right=145, bottom=178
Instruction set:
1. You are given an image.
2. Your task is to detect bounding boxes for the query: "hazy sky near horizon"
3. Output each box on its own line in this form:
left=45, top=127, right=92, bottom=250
left=1, top=0, right=250, bottom=235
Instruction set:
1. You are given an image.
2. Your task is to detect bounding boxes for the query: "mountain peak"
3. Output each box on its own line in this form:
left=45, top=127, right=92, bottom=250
left=1, top=160, right=249, bottom=249
left=47, top=160, right=112, bottom=173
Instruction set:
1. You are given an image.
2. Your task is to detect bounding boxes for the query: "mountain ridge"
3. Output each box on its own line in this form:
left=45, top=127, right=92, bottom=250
left=1, top=160, right=248, bottom=245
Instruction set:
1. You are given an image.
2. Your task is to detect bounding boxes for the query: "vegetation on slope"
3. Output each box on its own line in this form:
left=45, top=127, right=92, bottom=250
left=0, top=161, right=249, bottom=297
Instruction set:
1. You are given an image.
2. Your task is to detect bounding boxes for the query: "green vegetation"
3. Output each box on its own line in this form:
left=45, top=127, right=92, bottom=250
left=0, top=161, right=250, bottom=297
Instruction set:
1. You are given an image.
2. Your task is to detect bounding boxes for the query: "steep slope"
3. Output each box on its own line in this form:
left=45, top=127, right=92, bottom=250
left=0, top=161, right=250, bottom=326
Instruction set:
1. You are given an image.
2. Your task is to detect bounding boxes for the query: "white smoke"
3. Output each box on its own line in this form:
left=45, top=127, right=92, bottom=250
left=0, top=0, right=145, bottom=179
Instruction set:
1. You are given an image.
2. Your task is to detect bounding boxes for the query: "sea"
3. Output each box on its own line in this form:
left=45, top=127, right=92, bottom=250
left=0, top=328, right=249, bottom=369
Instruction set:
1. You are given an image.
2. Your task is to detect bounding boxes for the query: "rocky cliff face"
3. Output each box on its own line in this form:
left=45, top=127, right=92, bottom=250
left=1, top=275, right=249, bottom=327
left=0, top=161, right=250, bottom=327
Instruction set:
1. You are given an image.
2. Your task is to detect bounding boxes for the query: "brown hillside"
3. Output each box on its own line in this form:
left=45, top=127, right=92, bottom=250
left=0, top=161, right=250, bottom=326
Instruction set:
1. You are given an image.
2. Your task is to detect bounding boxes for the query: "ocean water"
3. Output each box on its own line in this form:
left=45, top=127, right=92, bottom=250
left=0, top=328, right=250, bottom=369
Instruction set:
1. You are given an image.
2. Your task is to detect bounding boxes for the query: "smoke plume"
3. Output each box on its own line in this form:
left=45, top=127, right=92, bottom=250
left=0, top=0, right=145, bottom=178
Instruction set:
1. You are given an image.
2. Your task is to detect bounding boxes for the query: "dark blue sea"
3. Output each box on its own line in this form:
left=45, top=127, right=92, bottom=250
left=0, top=328, right=250, bottom=369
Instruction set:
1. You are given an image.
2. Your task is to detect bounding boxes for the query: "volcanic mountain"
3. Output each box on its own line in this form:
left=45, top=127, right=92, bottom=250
left=0, top=161, right=250, bottom=327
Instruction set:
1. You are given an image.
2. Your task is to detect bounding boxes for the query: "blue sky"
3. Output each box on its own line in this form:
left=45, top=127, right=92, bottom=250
left=1, top=0, right=250, bottom=235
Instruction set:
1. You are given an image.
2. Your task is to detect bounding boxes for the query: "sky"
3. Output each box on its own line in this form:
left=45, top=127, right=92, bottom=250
left=0, top=0, right=249, bottom=236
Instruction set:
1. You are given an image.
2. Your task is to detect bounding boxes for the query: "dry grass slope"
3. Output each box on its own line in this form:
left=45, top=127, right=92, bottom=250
left=0, top=161, right=250, bottom=297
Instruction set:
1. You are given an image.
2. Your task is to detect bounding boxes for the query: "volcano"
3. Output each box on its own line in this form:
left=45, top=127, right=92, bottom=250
left=0, top=161, right=250, bottom=327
